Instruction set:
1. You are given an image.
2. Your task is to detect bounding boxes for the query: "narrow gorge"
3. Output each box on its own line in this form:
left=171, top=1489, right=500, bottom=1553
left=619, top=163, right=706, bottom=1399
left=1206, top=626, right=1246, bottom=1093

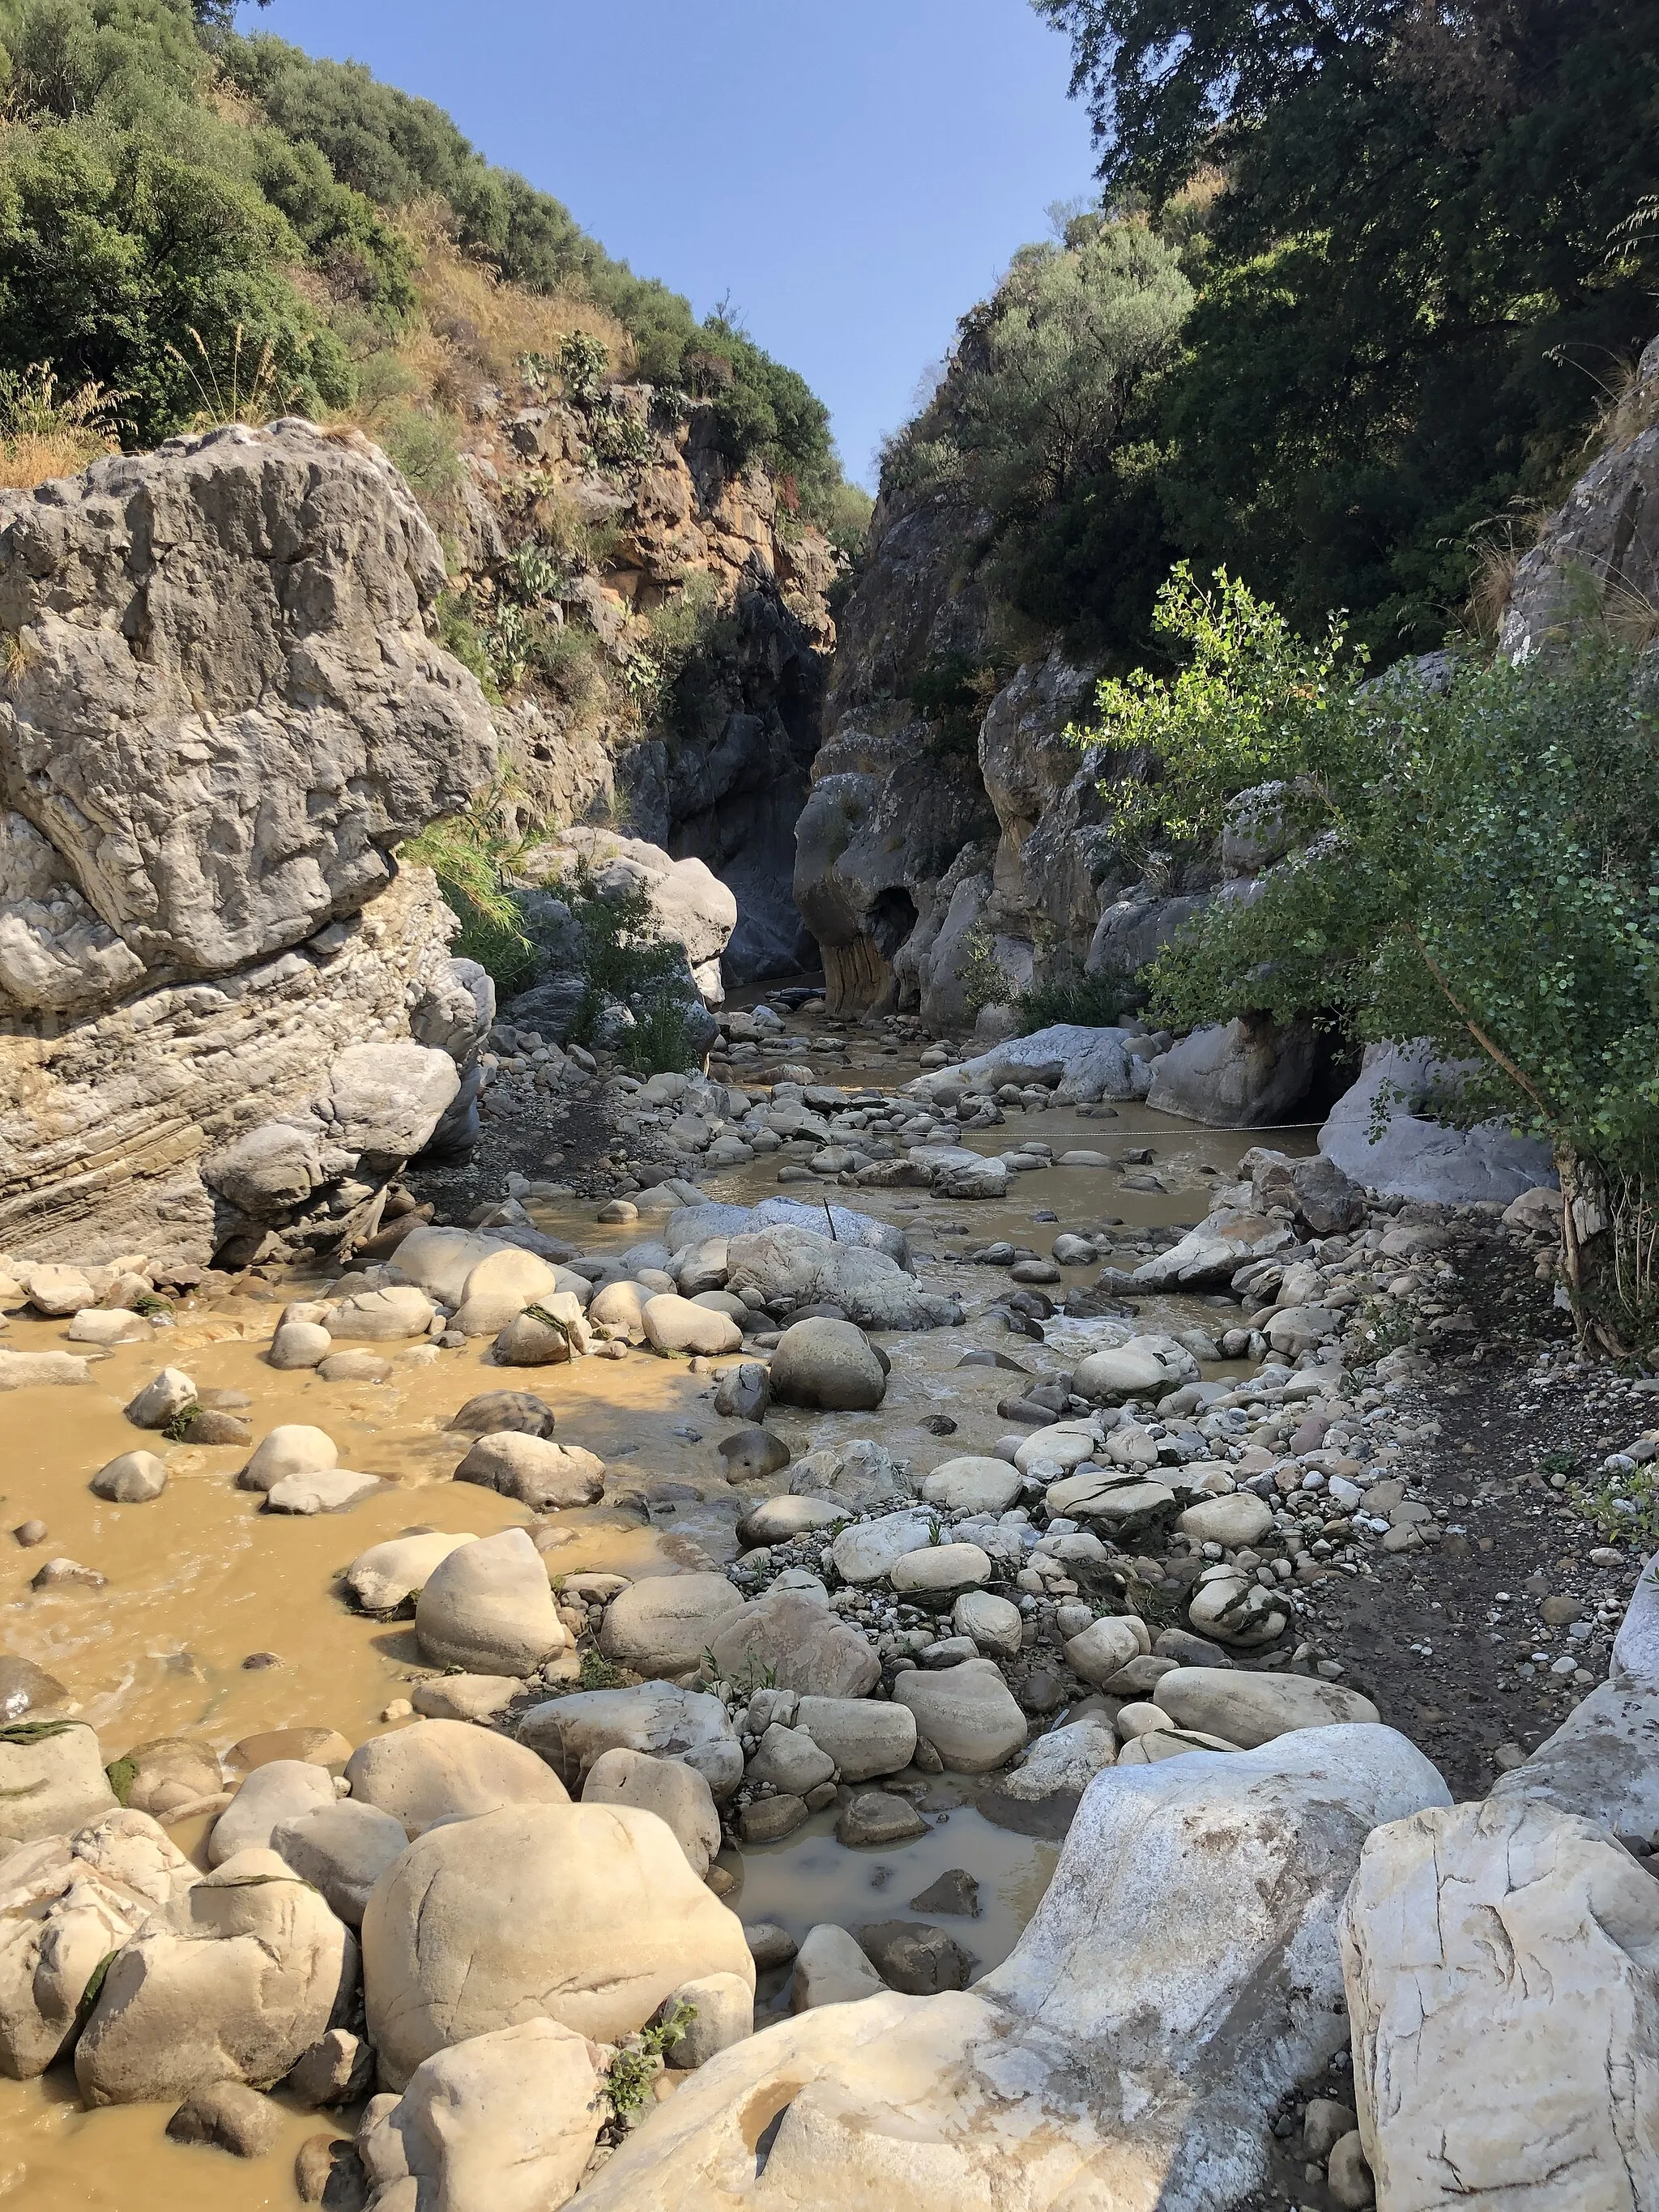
left=0, top=5, right=1657, bottom=2211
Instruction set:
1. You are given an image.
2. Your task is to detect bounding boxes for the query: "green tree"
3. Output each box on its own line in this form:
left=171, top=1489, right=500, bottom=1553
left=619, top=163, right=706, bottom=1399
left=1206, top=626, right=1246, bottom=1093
left=1080, top=565, right=1659, bottom=1350
left=1035, top=0, right=1659, bottom=650
left=0, top=126, right=352, bottom=441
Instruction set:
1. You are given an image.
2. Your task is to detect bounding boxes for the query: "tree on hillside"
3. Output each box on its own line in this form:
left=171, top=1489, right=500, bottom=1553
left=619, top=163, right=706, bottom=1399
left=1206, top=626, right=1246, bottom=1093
left=1034, top=0, right=1659, bottom=650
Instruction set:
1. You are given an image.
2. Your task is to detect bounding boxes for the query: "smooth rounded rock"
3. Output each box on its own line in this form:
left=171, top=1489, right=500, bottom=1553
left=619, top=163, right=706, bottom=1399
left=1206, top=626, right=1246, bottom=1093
left=919, top=1457, right=1023, bottom=1513
left=209, top=1759, right=335, bottom=1865
left=1175, top=1494, right=1276, bottom=1548
left=718, top=1426, right=790, bottom=1481
left=736, top=1496, right=844, bottom=1547
left=268, top=1323, right=332, bottom=1370
left=90, top=1451, right=167, bottom=1503
left=889, top=1543, right=992, bottom=1594
left=1063, top=1614, right=1152, bottom=1687
left=1153, top=1667, right=1381, bottom=1748
left=344, top=1719, right=568, bottom=1838
left=769, top=1319, right=886, bottom=1412
left=238, top=1426, right=338, bottom=1495
left=582, top=1748, right=722, bottom=1879
left=347, top=1531, right=477, bottom=1614
left=642, top=1295, right=742, bottom=1357
left=599, top=1573, right=747, bottom=1678
left=953, top=1589, right=1023, bottom=1659
left=892, top=1660, right=1028, bottom=1774
left=454, top=1432, right=606, bottom=1511
left=448, top=1392, right=556, bottom=1438
left=360, top=1802, right=754, bottom=2086
left=271, top=1798, right=410, bottom=1925
left=416, top=1528, right=565, bottom=1675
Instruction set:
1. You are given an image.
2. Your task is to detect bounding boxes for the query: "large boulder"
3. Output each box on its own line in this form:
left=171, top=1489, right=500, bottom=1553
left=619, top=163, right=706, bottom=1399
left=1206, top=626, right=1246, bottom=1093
left=1342, top=1792, right=1659, bottom=2210
left=0, top=1809, right=197, bottom=2078
left=706, top=1589, right=881, bottom=1701
left=347, top=1530, right=478, bottom=1614
left=415, top=1528, right=564, bottom=1676
left=75, top=1848, right=356, bottom=2105
left=343, top=1720, right=569, bottom=1837
left=582, top=1748, right=722, bottom=1879
left=569, top=1731, right=1449, bottom=2208
left=724, top=1227, right=950, bottom=1332
left=518, top=1685, right=744, bottom=1800
left=0, top=421, right=496, bottom=1264
left=0, top=1721, right=117, bottom=1847
left=1073, top=1335, right=1200, bottom=1401
left=1154, top=1668, right=1379, bottom=1749
left=356, top=2017, right=605, bottom=2212
left=892, top=1660, right=1028, bottom=1773
left=360, top=1801, right=754, bottom=2087
left=209, top=1758, right=336, bottom=1865
left=770, top=1318, right=889, bottom=1410
left=1319, top=1039, right=1555, bottom=1204
left=1146, top=1015, right=1316, bottom=1127
left=453, top=1433, right=605, bottom=1511
left=1490, top=1560, right=1659, bottom=1839
left=1128, top=1208, right=1294, bottom=1291
left=598, top=1573, right=748, bottom=1678
left=271, top=1800, right=410, bottom=1927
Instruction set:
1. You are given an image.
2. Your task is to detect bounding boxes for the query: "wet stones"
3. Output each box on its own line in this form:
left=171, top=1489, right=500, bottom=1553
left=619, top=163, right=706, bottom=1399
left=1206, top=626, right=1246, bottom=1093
left=447, top=1392, right=557, bottom=1438
left=415, top=1528, right=565, bottom=1676
left=453, top=1433, right=606, bottom=1511
left=90, top=1451, right=167, bottom=1503
left=835, top=1791, right=928, bottom=1847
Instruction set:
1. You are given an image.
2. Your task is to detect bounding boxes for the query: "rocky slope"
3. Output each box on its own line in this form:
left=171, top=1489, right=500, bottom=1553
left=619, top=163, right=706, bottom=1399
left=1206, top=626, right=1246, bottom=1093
left=443, top=375, right=840, bottom=982
left=0, top=420, right=498, bottom=1269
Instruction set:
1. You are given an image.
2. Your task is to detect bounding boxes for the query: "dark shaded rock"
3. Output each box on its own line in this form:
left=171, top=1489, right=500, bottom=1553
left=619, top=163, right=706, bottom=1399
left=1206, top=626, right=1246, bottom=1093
left=857, top=1919, right=975, bottom=1994
left=447, top=1390, right=557, bottom=1438
left=907, top=1867, right=980, bottom=1917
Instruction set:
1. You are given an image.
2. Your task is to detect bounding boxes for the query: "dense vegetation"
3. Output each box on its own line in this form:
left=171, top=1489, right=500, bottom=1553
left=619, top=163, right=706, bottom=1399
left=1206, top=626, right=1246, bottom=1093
left=0, top=0, right=853, bottom=520
left=1078, top=568, right=1659, bottom=1350
left=881, top=0, right=1659, bottom=666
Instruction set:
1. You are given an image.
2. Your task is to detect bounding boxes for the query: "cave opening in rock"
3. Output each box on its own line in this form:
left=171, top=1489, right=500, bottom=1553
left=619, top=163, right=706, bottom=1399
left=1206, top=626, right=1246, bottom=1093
left=868, top=888, right=919, bottom=961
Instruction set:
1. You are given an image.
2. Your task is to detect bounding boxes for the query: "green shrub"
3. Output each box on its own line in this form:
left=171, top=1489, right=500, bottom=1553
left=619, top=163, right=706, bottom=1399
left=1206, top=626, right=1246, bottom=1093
left=957, top=926, right=1014, bottom=1015
left=402, top=811, right=538, bottom=996
left=614, top=994, right=698, bottom=1076
left=1089, top=563, right=1659, bottom=1353
left=1014, top=967, right=1138, bottom=1033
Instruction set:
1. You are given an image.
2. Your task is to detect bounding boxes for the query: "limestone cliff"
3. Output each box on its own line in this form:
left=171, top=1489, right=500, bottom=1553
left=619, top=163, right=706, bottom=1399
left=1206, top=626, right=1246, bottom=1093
left=0, top=421, right=499, bottom=1267
left=795, top=479, right=1218, bottom=1028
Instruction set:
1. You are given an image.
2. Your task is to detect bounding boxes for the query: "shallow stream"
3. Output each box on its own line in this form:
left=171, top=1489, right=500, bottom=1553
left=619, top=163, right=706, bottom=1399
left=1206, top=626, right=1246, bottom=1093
left=0, top=1032, right=1314, bottom=2207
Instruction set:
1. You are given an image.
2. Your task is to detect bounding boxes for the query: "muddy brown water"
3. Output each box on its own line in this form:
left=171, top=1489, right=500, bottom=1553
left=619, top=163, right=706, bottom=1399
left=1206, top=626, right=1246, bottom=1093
left=0, top=1079, right=1311, bottom=2206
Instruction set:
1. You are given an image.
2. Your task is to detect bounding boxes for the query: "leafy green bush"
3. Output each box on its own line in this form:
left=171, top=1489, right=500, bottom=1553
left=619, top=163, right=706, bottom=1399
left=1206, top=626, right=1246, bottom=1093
left=1014, top=966, right=1139, bottom=1033
left=0, top=122, right=352, bottom=442
left=1085, top=564, right=1659, bottom=1350
left=957, top=926, right=1014, bottom=1015
left=908, top=652, right=993, bottom=757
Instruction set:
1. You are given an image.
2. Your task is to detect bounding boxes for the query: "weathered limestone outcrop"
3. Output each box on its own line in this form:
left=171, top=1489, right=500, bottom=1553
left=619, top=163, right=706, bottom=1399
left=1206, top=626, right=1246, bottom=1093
left=791, top=484, right=1265, bottom=1076
left=1501, top=333, right=1659, bottom=658
left=450, top=386, right=836, bottom=983
left=0, top=420, right=498, bottom=1265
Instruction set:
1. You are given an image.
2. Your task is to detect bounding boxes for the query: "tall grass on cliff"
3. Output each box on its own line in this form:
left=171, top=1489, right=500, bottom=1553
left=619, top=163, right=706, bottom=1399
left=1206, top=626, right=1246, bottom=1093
left=1078, top=564, right=1659, bottom=1354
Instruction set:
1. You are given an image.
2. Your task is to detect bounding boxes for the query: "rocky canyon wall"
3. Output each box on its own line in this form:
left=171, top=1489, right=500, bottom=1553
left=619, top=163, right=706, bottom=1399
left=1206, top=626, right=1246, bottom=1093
left=442, top=381, right=839, bottom=983
left=0, top=420, right=499, bottom=1268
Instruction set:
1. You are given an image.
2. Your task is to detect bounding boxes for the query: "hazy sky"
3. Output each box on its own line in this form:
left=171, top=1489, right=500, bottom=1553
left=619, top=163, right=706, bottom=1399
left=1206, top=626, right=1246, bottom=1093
left=242, top=0, right=1102, bottom=487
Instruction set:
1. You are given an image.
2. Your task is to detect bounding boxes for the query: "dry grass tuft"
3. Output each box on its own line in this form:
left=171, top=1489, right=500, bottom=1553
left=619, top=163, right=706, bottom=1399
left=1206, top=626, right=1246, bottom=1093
left=0, top=367, right=122, bottom=490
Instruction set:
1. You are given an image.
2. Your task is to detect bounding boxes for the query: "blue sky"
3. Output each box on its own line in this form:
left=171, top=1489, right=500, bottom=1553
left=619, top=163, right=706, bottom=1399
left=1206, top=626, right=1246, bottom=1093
left=242, top=0, right=1102, bottom=488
